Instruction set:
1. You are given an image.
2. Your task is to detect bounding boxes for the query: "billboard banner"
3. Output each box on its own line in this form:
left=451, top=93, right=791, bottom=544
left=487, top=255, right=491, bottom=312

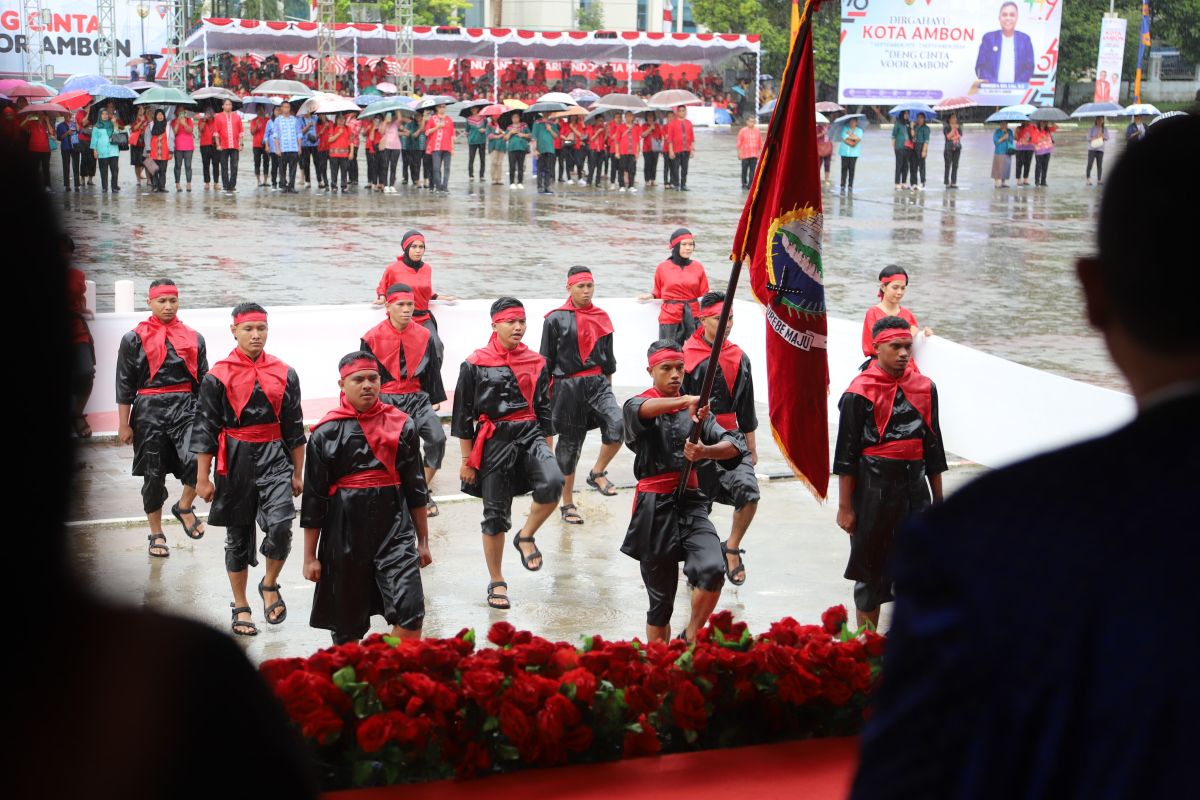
left=1092, top=15, right=1126, bottom=103
left=0, top=0, right=169, bottom=80
left=839, top=0, right=1063, bottom=107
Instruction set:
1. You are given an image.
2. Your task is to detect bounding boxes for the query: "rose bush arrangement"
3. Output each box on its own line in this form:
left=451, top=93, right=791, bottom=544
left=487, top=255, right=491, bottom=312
left=260, top=606, right=882, bottom=789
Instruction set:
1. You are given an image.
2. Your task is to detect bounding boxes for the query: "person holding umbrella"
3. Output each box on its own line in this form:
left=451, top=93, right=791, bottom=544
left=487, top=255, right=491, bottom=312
left=379, top=112, right=402, bottom=192
left=91, top=107, right=121, bottom=193
left=504, top=111, right=531, bottom=189
left=465, top=105, right=488, bottom=182
left=198, top=108, right=220, bottom=190
left=18, top=109, right=53, bottom=188
left=1031, top=120, right=1056, bottom=187
left=943, top=112, right=962, bottom=188
left=1013, top=120, right=1035, bottom=186
left=890, top=110, right=912, bottom=190
left=76, top=108, right=96, bottom=187
left=55, top=112, right=82, bottom=191
left=147, top=108, right=171, bottom=193
left=911, top=112, right=931, bottom=191
left=172, top=108, right=195, bottom=192
left=128, top=106, right=149, bottom=187
left=486, top=115, right=506, bottom=185
left=1086, top=117, right=1109, bottom=186
left=992, top=121, right=1014, bottom=188
left=213, top=98, right=243, bottom=193
left=640, top=111, right=661, bottom=188
left=664, top=105, right=695, bottom=191
left=326, top=114, right=352, bottom=192
left=424, top=103, right=455, bottom=193
left=587, top=113, right=608, bottom=187
left=250, top=105, right=269, bottom=187
left=532, top=111, right=557, bottom=194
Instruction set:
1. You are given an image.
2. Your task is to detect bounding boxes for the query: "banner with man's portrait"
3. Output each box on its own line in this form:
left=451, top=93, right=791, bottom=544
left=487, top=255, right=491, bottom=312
left=1093, top=16, right=1126, bottom=103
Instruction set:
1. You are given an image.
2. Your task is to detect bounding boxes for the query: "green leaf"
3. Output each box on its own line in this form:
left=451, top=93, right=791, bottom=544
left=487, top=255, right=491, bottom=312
left=624, top=722, right=644, bottom=734
left=684, top=729, right=699, bottom=745
left=582, top=635, right=595, bottom=652
left=382, top=635, right=400, bottom=646
left=482, top=715, right=499, bottom=732
left=332, top=666, right=358, bottom=690
left=352, top=759, right=376, bottom=787
left=462, top=628, right=476, bottom=646
left=497, top=744, right=520, bottom=761
left=563, top=681, right=577, bottom=700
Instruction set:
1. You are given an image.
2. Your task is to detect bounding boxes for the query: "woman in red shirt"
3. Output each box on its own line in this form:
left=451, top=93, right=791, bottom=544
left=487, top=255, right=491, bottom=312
left=638, top=227, right=710, bottom=343
left=372, top=230, right=458, bottom=356
left=250, top=106, right=269, bottom=186
left=326, top=114, right=352, bottom=192
left=19, top=111, right=53, bottom=188
left=128, top=106, right=149, bottom=187
left=860, top=266, right=933, bottom=359
left=172, top=109, right=196, bottom=191
left=642, top=112, right=664, bottom=188
left=198, top=108, right=220, bottom=190
left=147, top=109, right=171, bottom=193
left=315, top=117, right=332, bottom=190
left=586, top=119, right=607, bottom=186
left=423, top=103, right=455, bottom=193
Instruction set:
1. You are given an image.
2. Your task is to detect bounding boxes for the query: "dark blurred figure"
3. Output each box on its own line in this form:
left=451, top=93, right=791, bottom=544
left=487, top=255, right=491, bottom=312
left=852, top=113, right=1200, bottom=798
left=2, top=137, right=317, bottom=799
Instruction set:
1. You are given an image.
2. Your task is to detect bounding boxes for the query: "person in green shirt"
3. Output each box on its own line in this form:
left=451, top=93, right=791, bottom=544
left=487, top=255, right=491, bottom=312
left=407, top=112, right=429, bottom=189
left=911, top=113, right=931, bottom=191
left=532, top=113, right=558, bottom=195
left=466, top=110, right=488, bottom=182
left=91, top=108, right=122, bottom=193
left=486, top=117, right=506, bottom=185
left=504, top=116, right=531, bottom=188
left=891, top=111, right=912, bottom=190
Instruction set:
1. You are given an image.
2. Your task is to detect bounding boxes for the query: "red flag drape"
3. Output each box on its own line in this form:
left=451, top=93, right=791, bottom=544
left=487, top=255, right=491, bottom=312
left=731, top=0, right=829, bottom=498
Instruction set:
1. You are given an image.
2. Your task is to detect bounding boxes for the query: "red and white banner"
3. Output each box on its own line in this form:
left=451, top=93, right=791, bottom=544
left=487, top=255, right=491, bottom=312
left=0, top=0, right=170, bottom=78
left=1092, top=16, right=1126, bottom=103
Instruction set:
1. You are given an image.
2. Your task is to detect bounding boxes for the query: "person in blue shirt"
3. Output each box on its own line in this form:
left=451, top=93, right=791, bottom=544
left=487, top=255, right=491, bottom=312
left=991, top=121, right=1014, bottom=188
left=56, top=116, right=82, bottom=191
left=263, top=106, right=279, bottom=189
left=839, top=117, right=863, bottom=193
left=299, top=112, right=318, bottom=187
left=974, top=1, right=1035, bottom=86
left=272, top=101, right=304, bottom=193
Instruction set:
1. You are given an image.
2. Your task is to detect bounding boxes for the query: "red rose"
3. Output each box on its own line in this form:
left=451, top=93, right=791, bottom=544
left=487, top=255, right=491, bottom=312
left=298, top=705, right=344, bottom=744
left=400, top=671, right=438, bottom=699
left=824, top=679, right=854, bottom=706
left=622, top=716, right=661, bottom=758
left=624, top=684, right=658, bottom=714
left=488, top=621, right=517, bottom=646
left=862, top=630, right=886, bottom=658
left=564, top=723, right=593, bottom=753
left=514, top=638, right=556, bottom=668
left=356, top=715, right=390, bottom=753
left=777, top=665, right=821, bottom=705
left=275, top=671, right=324, bottom=718
left=562, top=668, right=598, bottom=705
left=822, top=605, right=849, bottom=636
left=259, top=657, right=305, bottom=688
left=456, top=741, right=492, bottom=779
left=708, top=609, right=734, bottom=634
left=383, top=711, right=423, bottom=746
left=538, top=693, right=581, bottom=741
left=670, top=680, right=708, bottom=731
left=499, top=700, right=535, bottom=749
left=551, top=646, right=581, bottom=672
left=461, top=667, right=504, bottom=705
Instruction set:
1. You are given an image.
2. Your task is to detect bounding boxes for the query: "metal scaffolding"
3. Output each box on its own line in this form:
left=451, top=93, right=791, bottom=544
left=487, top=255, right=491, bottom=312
left=95, top=0, right=119, bottom=81
left=22, top=0, right=46, bottom=82
left=316, top=0, right=337, bottom=92
left=163, top=0, right=187, bottom=88
left=394, top=0, right=414, bottom=95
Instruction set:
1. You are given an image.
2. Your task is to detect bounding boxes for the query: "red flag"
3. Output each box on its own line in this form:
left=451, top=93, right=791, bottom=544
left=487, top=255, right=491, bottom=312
left=731, top=0, right=829, bottom=498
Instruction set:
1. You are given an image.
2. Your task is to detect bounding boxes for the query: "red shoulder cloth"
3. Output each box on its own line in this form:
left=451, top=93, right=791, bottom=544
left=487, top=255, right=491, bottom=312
left=682, top=327, right=742, bottom=395
left=313, top=395, right=408, bottom=483
left=466, top=333, right=545, bottom=410
left=208, top=348, right=289, bottom=419
left=363, top=317, right=431, bottom=382
left=845, top=361, right=932, bottom=440
left=545, top=298, right=613, bottom=366
left=133, top=316, right=200, bottom=383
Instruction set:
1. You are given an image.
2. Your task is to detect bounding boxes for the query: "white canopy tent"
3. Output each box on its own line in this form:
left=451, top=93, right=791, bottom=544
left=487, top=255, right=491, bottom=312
left=182, top=19, right=762, bottom=109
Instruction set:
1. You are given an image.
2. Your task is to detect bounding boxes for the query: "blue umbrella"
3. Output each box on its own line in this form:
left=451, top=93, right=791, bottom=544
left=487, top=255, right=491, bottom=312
left=888, top=102, right=937, bottom=119
left=829, top=112, right=867, bottom=142
left=1121, top=102, right=1160, bottom=117
left=985, top=108, right=1030, bottom=123
left=758, top=98, right=776, bottom=116
left=91, top=84, right=137, bottom=100
left=240, top=96, right=280, bottom=115
left=1071, top=101, right=1123, bottom=119
left=62, top=73, right=110, bottom=93
left=355, top=94, right=385, bottom=107
left=731, top=86, right=745, bottom=97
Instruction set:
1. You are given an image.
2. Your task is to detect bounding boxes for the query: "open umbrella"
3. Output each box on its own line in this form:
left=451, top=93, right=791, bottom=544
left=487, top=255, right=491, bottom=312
left=759, top=74, right=775, bottom=81
left=584, top=107, right=619, bottom=123
left=548, top=105, right=588, bottom=119
left=1028, top=107, right=1069, bottom=122
left=192, top=86, right=241, bottom=103
left=596, top=93, right=649, bottom=111
left=0, top=79, right=27, bottom=94
left=502, top=98, right=528, bottom=110
left=134, top=86, right=196, bottom=106
left=523, top=101, right=567, bottom=117
left=456, top=98, right=492, bottom=117
left=829, top=112, right=867, bottom=142
left=479, top=103, right=507, bottom=117
left=569, top=88, right=599, bottom=106
left=126, top=57, right=146, bottom=66
left=125, top=80, right=159, bottom=92
left=536, top=91, right=577, bottom=106
left=815, top=100, right=845, bottom=113
left=253, top=79, right=312, bottom=98
left=414, top=95, right=456, bottom=111
left=888, top=102, right=937, bottom=119
left=815, top=111, right=829, bottom=124
left=1121, top=102, right=1160, bottom=117
left=0, top=93, right=10, bottom=105
left=933, top=96, right=976, bottom=112
left=1070, top=101, right=1123, bottom=118
left=241, top=96, right=280, bottom=115
left=52, top=90, right=93, bottom=111
left=18, top=102, right=68, bottom=116
left=7, top=83, right=55, bottom=99
left=1151, top=110, right=1187, bottom=126
left=301, top=93, right=359, bottom=115
left=355, top=94, right=385, bottom=107
left=758, top=99, right=776, bottom=117
left=359, top=86, right=382, bottom=97
left=649, top=89, right=700, bottom=108
left=61, top=74, right=110, bottom=94
left=730, top=86, right=745, bottom=97
left=985, top=108, right=1030, bottom=123
left=375, top=82, right=398, bottom=94
left=356, top=97, right=415, bottom=119
left=91, top=84, right=137, bottom=100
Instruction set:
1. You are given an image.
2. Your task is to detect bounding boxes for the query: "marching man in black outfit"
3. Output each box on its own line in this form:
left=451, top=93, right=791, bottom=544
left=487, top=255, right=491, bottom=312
left=539, top=266, right=623, bottom=525
left=192, top=303, right=306, bottom=637
left=453, top=297, right=564, bottom=610
left=301, top=352, right=432, bottom=645
left=622, top=340, right=747, bottom=644
left=116, top=279, right=208, bottom=557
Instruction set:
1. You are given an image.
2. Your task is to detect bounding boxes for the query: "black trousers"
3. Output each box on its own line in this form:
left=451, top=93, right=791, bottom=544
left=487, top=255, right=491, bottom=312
left=943, top=147, right=960, bottom=185
left=551, top=374, right=623, bottom=477
left=153, top=159, right=169, bottom=190
left=365, top=150, right=377, bottom=185
left=314, top=149, right=329, bottom=187
left=31, top=151, right=50, bottom=186
left=329, top=156, right=348, bottom=187
left=97, top=156, right=119, bottom=191
left=1034, top=153, right=1051, bottom=185
left=219, top=148, right=238, bottom=190
left=1086, top=150, right=1104, bottom=181
left=588, top=149, right=604, bottom=184
left=1015, top=149, right=1033, bottom=180
left=840, top=156, right=857, bottom=188
left=618, top=153, right=636, bottom=188
left=608, top=153, right=619, bottom=182
left=422, top=153, right=433, bottom=186
left=644, top=150, right=659, bottom=182
left=399, top=149, right=415, bottom=183
left=79, top=147, right=96, bottom=178
left=200, top=144, right=219, bottom=184
left=669, top=151, right=690, bottom=188
left=893, top=148, right=909, bottom=184
left=173, top=149, right=193, bottom=184
left=383, top=149, right=400, bottom=185
left=61, top=148, right=80, bottom=188
left=300, top=145, right=316, bottom=182
left=912, top=153, right=927, bottom=185
left=347, top=147, right=358, bottom=183
left=280, top=151, right=299, bottom=190
left=740, top=157, right=756, bottom=188
left=269, top=152, right=280, bottom=185
left=537, top=152, right=554, bottom=191
left=252, top=146, right=266, bottom=177
left=467, top=142, right=485, bottom=178
left=508, top=150, right=526, bottom=184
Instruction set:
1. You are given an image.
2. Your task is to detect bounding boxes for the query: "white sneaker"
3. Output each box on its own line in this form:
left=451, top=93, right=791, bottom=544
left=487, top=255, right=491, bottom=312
left=628, top=186, right=637, bottom=193
left=510, top=183, right=517, bottom=189
left=618, top=187, right=626, bottom=192
left=566, top=178, right=574, bottom=185
left=517, top=183, right=524, bottom=189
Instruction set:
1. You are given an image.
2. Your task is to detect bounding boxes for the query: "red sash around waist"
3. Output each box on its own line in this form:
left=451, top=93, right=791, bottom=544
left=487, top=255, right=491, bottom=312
left=466, top=409, right=538, bottom=470
left=382, top=376, right=422, bottom=395
left=633, top=470, right=700, bottom=509
left=328, top=468, right=400, bottom=496
left=862, top=439, right=924, bottom=461
left=217, top=422, right=283, bottom=476
left=714, top=412, right=738, bottom=431
left=566, top=366, right=603, bottom=379
left=137, top=382, right=192, bottom=396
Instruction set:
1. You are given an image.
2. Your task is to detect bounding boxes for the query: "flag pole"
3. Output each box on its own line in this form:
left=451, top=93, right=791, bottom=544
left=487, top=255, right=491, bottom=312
left=675, top=258, right=744, bottom=504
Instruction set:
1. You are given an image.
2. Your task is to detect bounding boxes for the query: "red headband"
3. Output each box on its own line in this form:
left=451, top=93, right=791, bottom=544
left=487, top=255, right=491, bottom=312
left=402, top=234, right=425, bottom=252
left=234, top=311, right=268, bottom=325
left=148, top=285, right=178, bottom=299
left=880, top=276, right=907, bottom=286
left=670, top=234, right=694, bottom=249
left=339, top=358, right=379, bottom=378
left=873, top=327, right=913, bottom=345
left=648, top=348, right=684, bottom=368
left=386, top=290, right=415, bottom=304
left=491, top=307, right=526, bottom=324
left=567, top=271, right=595, bottom=286
left=697, top=302, right=724, bottom=318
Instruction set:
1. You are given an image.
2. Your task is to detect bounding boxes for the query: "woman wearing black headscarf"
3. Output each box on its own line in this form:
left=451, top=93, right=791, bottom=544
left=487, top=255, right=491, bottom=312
left=147, top=109, right=171, bottom=193
left=372, top=230, right=458, bottom=357
left=638, top=227, right=710, bottom=344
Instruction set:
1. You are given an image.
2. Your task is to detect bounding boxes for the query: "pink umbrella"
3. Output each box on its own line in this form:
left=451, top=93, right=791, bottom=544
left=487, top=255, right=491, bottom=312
left=53, top=90, right=93, bottom=111
left=8, top=83, right=55, bottom=99
left=0, top=79, right=27, bottom=94
left=376, top=82, right=398, bottom=94
left=815, top=101, right=845, bottom=113
left=19, top=102, right=68, bottom=115
left=479, top=104, right=507, bottom=117
left=933, top=96, right=977, bottom=112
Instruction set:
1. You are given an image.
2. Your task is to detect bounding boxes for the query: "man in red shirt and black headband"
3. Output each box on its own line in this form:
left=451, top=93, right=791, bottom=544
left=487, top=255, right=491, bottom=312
left=115, top=279, right=209, bottom=558
left=192, top=303, right=306, bottom=637
left=833, top=315, right=946, bottom=630
left=622, top=340, right=746, bottom=644
left=301, top=351, right=432, bottom=645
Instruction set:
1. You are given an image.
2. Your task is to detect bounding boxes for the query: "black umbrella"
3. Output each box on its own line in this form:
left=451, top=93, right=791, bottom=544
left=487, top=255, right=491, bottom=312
left=521, top=101, right=567, bottom=121
left=456, top=98, right=491, bottom=118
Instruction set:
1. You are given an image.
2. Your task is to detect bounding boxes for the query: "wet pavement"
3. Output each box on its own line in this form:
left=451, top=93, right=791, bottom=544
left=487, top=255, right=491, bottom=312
left=58, top=125, right=1122, bottom=389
